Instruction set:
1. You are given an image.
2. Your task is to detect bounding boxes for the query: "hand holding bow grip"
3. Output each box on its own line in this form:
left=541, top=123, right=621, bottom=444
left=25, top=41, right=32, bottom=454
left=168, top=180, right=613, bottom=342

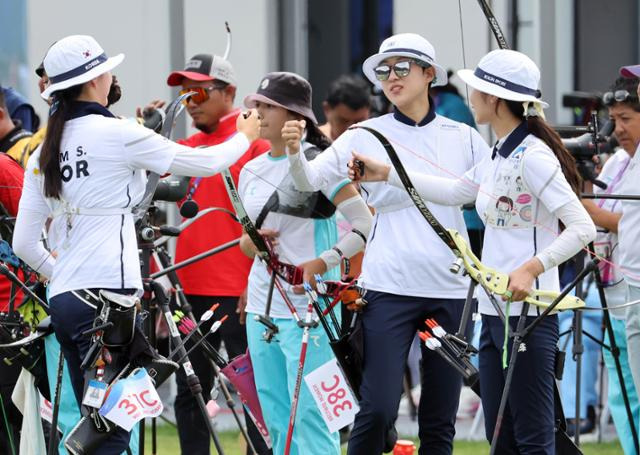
left=447, top=229, right=585, bottom=311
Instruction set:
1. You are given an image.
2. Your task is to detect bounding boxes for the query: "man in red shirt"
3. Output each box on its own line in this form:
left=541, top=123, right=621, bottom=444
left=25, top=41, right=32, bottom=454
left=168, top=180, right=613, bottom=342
left=166, top=54, right=270, bottom=455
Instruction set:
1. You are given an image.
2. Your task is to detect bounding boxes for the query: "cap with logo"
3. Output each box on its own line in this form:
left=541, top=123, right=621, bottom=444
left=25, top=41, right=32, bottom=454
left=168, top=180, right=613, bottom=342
left=362, top=33, right=448, bottom=88
left=41, top=35, right=124, bottom=100
left=167, top=54, right=237, bottom=87
left=457, top=49, right=548, bottom=108
left=243, top=72, right=317, bottom=124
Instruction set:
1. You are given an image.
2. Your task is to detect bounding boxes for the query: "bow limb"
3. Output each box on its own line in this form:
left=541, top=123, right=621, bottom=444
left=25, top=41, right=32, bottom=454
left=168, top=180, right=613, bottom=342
left=475, top=0, right=510, bottom=50
left=447, top=229, right=585, bottom=311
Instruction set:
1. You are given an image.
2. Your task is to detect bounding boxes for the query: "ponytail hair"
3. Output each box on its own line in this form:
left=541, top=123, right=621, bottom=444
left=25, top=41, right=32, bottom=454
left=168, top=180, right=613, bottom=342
left=304, top=120, right=332, bottom=151
left=39, top=84, right=84, bottom=199
left=503, top=100, right=582, bottom=195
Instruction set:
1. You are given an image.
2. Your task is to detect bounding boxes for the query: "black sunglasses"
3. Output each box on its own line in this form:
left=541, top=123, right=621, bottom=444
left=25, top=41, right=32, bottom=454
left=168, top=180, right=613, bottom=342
left=603, top=90, right=638, bottom=106
left=373, top=60, right=430, bottom=82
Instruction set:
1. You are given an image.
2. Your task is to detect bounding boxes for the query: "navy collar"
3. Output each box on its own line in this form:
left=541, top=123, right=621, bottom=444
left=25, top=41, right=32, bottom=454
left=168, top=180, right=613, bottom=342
left=392, top=96, right=436, bottom=127
left=492, top=121, right=529, bottom=159
left=65, top=101, right=116, bottom=121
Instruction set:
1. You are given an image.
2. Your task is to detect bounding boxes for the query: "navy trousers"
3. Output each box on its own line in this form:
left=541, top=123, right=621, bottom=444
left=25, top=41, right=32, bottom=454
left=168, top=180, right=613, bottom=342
left=49, top=290, right=132, bottom=454
left=347, top=291, right=467, bottom=455
left=479, top=314, right=559, bottom=455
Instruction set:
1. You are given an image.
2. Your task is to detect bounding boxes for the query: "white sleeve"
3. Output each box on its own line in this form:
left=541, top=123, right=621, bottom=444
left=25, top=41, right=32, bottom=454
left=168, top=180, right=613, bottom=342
left=121, top=122, right=180, bottom=174
left=287, top=129, right=356, bottom=192
left=168, top=134, right=250, bottom=177
left=287, top=146, right=323, bottom=191
left=13, top=157, right=55, bottom=278
left=120, top=120, right=250, bottom=177
left=522, top=148, right=575, bottom=213
left=387, top=167, right=479, bottom=206
left=535, top=199, right=597, bottom=271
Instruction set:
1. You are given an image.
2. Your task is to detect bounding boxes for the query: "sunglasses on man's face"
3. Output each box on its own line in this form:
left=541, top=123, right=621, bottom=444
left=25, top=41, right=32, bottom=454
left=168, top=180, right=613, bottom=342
left=374, top=60, right=429, bottom=81
left=603, top=90, right=638, bottom=106
left=179, top=85, right=224, bottom=105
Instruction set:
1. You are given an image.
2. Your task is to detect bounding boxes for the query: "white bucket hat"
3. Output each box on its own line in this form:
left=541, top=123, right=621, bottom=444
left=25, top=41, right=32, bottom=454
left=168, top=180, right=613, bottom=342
left=457, top=49, right=548, bottom=108
left=42, top=35, right=124, bottom=99
left=362, top=33, right=448, bottom=88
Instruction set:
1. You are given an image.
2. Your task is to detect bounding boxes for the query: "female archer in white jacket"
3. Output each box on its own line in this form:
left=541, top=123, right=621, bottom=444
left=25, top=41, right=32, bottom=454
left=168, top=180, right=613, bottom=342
left=13, top=35, right=260, bottom=454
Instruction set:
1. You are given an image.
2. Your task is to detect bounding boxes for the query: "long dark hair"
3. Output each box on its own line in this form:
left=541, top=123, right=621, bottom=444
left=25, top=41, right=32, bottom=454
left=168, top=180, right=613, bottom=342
left=40, top=84, right=84, bottom=199
left=305, top=120, right=332, bottom=150
left=503, top=99, right=582, bottom=195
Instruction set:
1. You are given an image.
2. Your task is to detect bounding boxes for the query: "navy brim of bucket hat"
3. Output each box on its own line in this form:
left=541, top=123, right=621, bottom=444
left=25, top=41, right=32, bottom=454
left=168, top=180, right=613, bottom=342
left=457, top=67, right=549, bottom=108
left=42, top=54, right=124, bottom=99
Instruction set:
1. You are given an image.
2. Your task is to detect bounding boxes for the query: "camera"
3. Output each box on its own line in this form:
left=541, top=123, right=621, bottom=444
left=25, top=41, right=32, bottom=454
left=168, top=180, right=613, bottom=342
left=560, top=118, right=617, bottom=189
left=557, top=93, right=619, bottom=188
left=152, top=176, right=190, bottom=202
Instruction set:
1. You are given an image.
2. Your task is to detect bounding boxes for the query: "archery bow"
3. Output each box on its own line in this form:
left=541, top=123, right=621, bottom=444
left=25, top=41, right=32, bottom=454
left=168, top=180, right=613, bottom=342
left=221, top=168, right=304, bottom=335
left=475, top=0, right=509, bottom=50
left=132, top=91, right=195, bottom=221
left=351, top=126, right=583, bottom=312
left=221, top=169, right=304, bottom=286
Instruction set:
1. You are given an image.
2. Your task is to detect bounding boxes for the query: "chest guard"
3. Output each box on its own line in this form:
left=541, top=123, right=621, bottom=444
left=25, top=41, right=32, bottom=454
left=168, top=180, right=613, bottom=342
left=255, top=144, right=336, bottom=229
left=484, top=139, right=538, bottom=229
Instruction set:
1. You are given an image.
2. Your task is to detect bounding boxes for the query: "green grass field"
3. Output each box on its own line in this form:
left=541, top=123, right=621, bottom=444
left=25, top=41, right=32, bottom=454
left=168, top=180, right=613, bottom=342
left=143, top=424, right=623, bottom=454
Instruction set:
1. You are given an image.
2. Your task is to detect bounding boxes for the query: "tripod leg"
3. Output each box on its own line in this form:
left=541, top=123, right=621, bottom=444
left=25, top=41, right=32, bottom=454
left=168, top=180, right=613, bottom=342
left=152, top=281, right=225, bottom=455
left=155, top=247, right=261, bottom=452
left=157, top=251, right=257, bottom=451
left=148, top=295, right=158, bottom=455
left=139, top=244, right=152, bottom=455
left=596, top=334, right=605, bottom=443
left=572, top=309, right=584, bottom=446
left=594, top=270, right=640, bottom=453
left=47, top=349, right=64, bottom=455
